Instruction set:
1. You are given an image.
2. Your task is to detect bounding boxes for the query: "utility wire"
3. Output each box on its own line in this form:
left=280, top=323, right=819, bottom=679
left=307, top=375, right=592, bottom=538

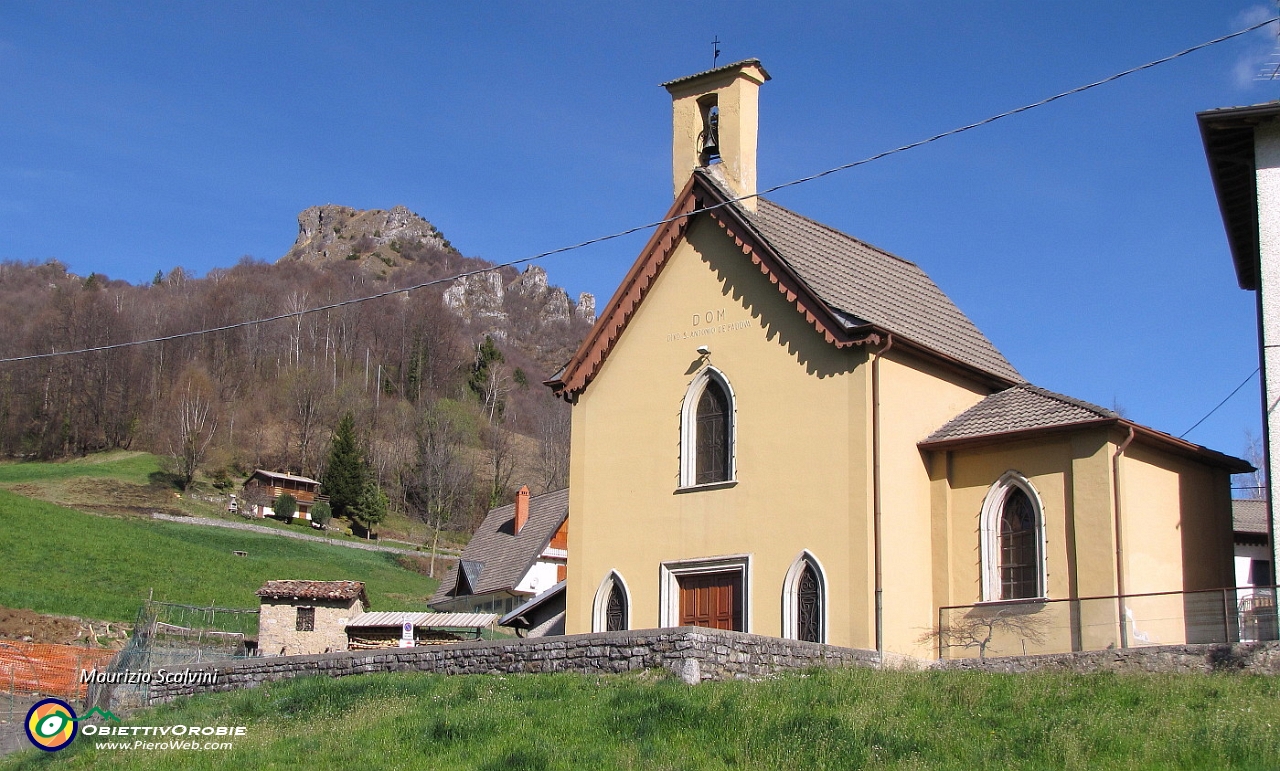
left=1, top=16, right=1274, bottom=366
left=1180, top=367, right=1260, bottom=439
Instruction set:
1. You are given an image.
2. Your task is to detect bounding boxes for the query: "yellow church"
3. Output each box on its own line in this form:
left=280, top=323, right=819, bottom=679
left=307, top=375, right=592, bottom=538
left=546, top=60, right=1249, bottom=660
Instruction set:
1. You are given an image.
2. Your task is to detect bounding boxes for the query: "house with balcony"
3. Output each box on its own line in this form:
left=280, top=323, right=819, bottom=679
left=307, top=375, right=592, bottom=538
left=241, top=469, right=327, bottom=521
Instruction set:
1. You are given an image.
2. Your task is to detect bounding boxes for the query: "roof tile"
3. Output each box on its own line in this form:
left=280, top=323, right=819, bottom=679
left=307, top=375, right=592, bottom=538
left=429, top=488, right=569, bottom=606
left=1233, top=498, right=1269, bottom=535
left=712, top=173, right=1022, bottom=382
left=924, top=384, right=1115, bottom=443
left=256, top=580, right=367, bottom=604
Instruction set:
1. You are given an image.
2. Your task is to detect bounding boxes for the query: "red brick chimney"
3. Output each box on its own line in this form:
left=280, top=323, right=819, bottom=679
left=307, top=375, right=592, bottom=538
left=514, top=485, right=530, bottom=534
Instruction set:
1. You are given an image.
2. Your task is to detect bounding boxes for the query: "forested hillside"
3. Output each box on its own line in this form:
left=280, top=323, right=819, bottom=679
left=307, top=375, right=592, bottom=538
left=0, top=206, right=593, bottom=533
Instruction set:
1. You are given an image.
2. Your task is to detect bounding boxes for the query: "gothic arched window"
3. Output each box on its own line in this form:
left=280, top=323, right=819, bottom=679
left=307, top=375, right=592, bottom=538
left=680, top=368, right=735, bottom=488
left=605, top=582, right=627, bottom=632
left=980, top=473, right=1046, bottom=602
left=592, top=572, right=631, bottom=633
left=782, top=551, right=827, bottom=643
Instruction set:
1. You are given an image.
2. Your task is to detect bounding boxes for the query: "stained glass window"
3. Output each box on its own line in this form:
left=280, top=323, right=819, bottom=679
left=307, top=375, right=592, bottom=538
left=797, top=563, right=821, bottom=643
left=605, top=582, right=626, bottom=632
left=999, top=488, right=1039, bottom=599
left=695, top=380, right=730, bottom=484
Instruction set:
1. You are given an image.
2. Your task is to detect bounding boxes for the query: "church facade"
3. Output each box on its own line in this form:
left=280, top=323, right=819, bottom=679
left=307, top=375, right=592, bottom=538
left=547, top=61, right=1249, bottom=659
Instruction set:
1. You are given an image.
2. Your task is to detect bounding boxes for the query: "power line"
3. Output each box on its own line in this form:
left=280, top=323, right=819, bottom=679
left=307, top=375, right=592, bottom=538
left=753, top=16, right=1278, bottom=199
left=1180, top=368, right=1260, bottom=439
left=1, top=16, right=1273, bottom=366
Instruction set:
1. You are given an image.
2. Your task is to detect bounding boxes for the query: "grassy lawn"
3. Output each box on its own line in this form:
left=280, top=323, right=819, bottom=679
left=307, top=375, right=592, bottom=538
left=0, top=451, right=222, bottom=520
left=0, top=451, right=162, bottom=486
left=0, top=490, right=438, bottom=621
left=2, top=667, right=1278, bottom=769
left=0, top=451, right=467, bottom=550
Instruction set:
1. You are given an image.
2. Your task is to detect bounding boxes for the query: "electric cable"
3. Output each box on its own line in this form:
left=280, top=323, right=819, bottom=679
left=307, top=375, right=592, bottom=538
left=0, top=15, right=1273, bottom=365
left=1180, top=367, right=1260, bottom=439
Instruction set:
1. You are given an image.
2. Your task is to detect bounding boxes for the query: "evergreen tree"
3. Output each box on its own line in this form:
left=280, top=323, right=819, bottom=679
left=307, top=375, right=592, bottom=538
left=310, top=501, right=332, bottom=529
left=350, top=477, right=388, bottom=537
left=272, top=492, right=297, bottom=522
left=468, top=336, right=504, bottom=399
left=469, top=336, right=507, bottom=421
left=321, top=413, right=365, bottom=521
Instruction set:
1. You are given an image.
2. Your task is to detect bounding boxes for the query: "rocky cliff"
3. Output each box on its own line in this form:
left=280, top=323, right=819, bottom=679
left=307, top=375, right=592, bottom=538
left=280, top=204, right=456, bottom=272
left=278, top=204, right=595, bottom=364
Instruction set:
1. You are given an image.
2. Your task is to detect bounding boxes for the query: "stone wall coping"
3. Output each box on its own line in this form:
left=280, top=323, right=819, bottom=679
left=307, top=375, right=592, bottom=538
left=142, top=627, right=878, bottom=705
left=156, top=626, right=876, bottom=678
left=137, top=629, right=1280, bottom=709
left=932, top=640, right=1280, bottom=674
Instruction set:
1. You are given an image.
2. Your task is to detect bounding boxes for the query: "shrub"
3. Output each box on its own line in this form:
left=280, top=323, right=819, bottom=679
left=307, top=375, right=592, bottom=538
left=273, top=493, right=297, bottom=522
left=311, top=501, right=332, bottom=529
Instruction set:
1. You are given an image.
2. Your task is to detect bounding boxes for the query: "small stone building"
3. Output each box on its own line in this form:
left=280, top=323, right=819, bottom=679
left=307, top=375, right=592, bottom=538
left=256, top=580, right=368, bottom=656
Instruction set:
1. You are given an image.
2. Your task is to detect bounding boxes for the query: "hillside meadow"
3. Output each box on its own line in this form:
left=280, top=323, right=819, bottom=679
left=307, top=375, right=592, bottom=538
left=3, top=666, right=1279, bottom=770
left=0, top=488, right=438, bottom=621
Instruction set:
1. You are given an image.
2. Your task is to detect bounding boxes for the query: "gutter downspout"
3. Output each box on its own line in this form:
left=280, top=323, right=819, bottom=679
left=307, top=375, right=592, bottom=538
left=870, top=334, right=894, bottom=662
left=1112, top=424, right=1135, bottom=649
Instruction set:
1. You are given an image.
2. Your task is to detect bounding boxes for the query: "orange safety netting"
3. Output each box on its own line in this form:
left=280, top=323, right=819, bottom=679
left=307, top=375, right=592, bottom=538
left=0, top=641, right=117, bottom=699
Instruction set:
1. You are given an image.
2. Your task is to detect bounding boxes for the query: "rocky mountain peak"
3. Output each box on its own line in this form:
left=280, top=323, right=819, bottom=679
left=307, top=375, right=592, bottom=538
left=278, top=204, right=596, bottom=359
left=281, top=204, right=455, bottom=271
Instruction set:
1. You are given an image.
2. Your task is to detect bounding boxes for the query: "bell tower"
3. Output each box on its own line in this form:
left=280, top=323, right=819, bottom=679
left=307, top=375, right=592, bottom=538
left=662, top=59, right=770, bottom=211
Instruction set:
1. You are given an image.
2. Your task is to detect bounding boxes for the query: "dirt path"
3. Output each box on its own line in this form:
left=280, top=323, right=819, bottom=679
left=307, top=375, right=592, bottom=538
left=148, top=513, right=461, bottom=557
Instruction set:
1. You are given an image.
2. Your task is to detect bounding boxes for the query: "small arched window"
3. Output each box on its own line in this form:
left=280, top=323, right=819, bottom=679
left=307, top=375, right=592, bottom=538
left=680, top=368, right=736, bottom=488
left=695, top=380, right=730, bottom=484
left=605, top=583, right=627, bottom=632
left=782, top=551, right=827, bottom=643
left=980, top=472, right=1046, bottom=602
left=592, top=572, right=631, bottom=632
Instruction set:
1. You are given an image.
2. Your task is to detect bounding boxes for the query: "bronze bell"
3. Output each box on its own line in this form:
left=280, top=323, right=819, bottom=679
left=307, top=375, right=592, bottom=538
left=700, top=111, right=720, bottom=160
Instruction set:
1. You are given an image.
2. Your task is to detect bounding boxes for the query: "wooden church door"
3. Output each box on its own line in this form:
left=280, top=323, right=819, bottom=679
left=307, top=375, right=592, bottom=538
left=678, top=572, right=743, bottom=631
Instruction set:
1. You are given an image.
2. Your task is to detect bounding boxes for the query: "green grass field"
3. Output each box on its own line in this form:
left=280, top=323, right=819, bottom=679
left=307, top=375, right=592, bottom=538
left=0, top=452, right=162, bottom=486
left=3, top=667, right=1278, bottom=770
left=0, top=451, right=467, bottom=548
left=0, top=490, right=437, bottom=621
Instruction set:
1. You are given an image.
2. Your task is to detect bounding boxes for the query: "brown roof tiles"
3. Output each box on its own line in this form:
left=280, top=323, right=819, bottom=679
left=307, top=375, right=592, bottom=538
left=1233, top=498, right=1269, bottom=535
left=919, top=384, right=1252, bottom=473
left=428, top=488, right=569, bottom=607
left=924, top=384, right=1115, bottom=444
left=548, top=171, right=1021, bottom=397
left=740, top=192, right=1022, bottom=382
left=256, top=580, right=368, bottom=605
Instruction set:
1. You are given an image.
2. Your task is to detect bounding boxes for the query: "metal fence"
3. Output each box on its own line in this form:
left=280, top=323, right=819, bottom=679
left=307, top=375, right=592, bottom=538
left=85, top=599, right=258, bottom=712
left=936, top=585, right=1278, bottom=660
left=0, top=640, right=118, bottom=756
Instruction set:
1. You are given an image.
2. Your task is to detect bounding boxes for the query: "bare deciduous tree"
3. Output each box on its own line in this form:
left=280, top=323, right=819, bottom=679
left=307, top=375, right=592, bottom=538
left=485, top=420, right=518, bottom=511
left=535, top=395, right=571, bottom=492
left=169, top=368, right=219, bottom=489
left=918, top=606, right=1049, bottom=660
left=1243, top=429, right=1267, bottom=500
left=406, top=404, right=475, bottom=576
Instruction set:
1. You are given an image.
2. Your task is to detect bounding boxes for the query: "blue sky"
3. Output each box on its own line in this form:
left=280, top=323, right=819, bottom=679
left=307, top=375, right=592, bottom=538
left=1, top=2, right=1277, bottom=471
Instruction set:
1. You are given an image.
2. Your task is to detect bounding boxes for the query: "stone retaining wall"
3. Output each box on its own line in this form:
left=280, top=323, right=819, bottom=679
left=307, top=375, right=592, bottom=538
left=146, top=627, right=880, bottom=705
left=145, top=633, right=1280, bottom=706
left=933, top=641, right=1280, bottom=674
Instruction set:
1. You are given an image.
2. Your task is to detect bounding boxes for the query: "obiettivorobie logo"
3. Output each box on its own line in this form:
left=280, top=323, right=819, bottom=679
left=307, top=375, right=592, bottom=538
left=24, top=698, right=243, bottom=753
left=24, top=699, right=120, bottom=752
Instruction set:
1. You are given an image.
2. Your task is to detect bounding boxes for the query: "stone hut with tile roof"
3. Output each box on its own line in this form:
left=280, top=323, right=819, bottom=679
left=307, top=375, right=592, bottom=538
left=256, top=580, right=368, bottom=657
left=429, top=486, right=569, bottom=618
left=547, top=60, right=1253, bottom=659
